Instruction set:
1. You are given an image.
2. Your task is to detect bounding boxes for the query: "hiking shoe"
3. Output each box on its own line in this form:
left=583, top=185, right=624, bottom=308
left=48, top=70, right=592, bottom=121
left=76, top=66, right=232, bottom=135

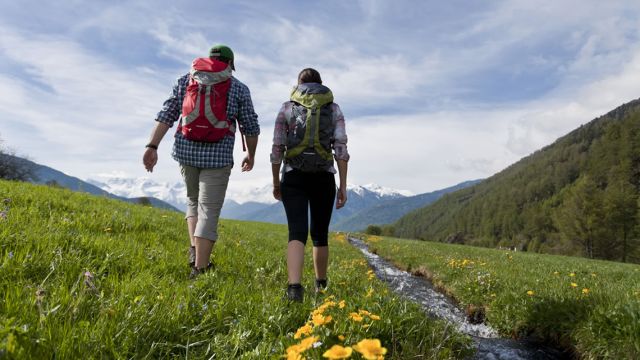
left=188, top=246, right=196, bottom=268
left=315, top=279, right=327, bottom=293
left=287, top=284, right=304, bottom=302
left=189, top=262, right=213, bottom=279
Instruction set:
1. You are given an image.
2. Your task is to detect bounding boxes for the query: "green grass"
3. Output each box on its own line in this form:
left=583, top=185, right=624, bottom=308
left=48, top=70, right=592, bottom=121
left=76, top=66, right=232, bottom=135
left=0, top=180, right=472, bottom=359
left=362, top=234, right=640, bottom=359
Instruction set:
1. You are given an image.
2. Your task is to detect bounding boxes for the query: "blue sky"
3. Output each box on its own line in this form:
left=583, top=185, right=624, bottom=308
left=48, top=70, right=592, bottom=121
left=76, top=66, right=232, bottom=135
left=1, top=0, right=640, bottom=198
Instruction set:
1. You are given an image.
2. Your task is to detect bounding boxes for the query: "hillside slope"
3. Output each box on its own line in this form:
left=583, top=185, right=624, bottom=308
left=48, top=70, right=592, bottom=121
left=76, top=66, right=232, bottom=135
left=3, top=155, right=179, bottom=212
left=0, top=179, right=470, bottom=358
left=395, top=98, right=640, bottom=263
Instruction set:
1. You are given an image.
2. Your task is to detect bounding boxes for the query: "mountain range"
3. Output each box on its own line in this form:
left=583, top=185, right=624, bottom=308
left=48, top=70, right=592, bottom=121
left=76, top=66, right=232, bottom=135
left=87, top=177, right=476, bottom=231
left=5, top=155, right=179, bottom=212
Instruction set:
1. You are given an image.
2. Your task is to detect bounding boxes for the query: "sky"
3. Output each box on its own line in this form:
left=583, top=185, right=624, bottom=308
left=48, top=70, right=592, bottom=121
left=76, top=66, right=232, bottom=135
left=1, top=0, right=640, bottom=198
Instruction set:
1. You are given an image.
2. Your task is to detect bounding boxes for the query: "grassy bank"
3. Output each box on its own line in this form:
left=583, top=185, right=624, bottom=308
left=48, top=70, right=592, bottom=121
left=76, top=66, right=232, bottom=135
left=362, top=234, right=640, bottom=359
left=0, top=180, right=472, bottom=359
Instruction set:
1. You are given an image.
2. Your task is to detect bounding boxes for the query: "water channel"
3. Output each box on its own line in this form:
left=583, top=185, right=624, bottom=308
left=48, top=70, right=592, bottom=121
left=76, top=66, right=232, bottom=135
left=348, top=237, right=571, bottom=360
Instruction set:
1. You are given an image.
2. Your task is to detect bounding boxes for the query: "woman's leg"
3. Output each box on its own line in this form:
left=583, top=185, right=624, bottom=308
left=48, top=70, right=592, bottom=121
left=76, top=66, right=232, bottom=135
left=309, top=172, right=336, bottom=289
left=280, top=170, right=309, bottom=285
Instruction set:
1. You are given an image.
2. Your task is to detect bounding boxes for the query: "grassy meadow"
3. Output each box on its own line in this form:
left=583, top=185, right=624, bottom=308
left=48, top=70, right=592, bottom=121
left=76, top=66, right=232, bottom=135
left=362, top=235, right=640, bottom=359
left=0, top=179, right=472, bottom=359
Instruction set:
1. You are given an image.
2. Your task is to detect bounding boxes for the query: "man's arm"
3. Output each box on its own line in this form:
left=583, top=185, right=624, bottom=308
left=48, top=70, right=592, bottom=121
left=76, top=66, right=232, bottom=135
left=143, top=122, right=170, bottom=172
left=241, top=135, right=258, bottom=172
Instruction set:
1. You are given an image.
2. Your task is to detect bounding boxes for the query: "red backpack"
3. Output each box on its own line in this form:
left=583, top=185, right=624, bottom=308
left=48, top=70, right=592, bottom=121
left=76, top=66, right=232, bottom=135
left=179, top=57, right=234, bottom=142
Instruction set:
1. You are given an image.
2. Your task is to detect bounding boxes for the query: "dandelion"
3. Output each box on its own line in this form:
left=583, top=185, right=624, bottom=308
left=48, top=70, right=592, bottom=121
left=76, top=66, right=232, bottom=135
left=286, top=336, right=319, bottom=355
left=338, top=335, right=346, bottom=341
left=323, top=344, right=352, bottom=359
left=527, top=290, right=534, bottom=296
left=294, top=324, right=313, bottom=339
left=569, top=272, right=576, bottom=277
left=285, top=350, right=304, bottom=360
left=353, top=339, right=387, bottom=360
left=358, top=309, right=371, bottom=316
left=582, top=288, right=590, bottom=295
left=349, top=312, right=364, bottom=322
left=570, top=283, right=578, bottom=288
left=338, top=300, right=346, bottom=309
left=369, top=314, right=381, bottom=321
left=312, top=313, right=332, bottom=326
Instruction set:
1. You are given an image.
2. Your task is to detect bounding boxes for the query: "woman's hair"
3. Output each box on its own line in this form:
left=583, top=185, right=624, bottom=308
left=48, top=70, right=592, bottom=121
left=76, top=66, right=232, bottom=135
left=298, top=68, right=322, bottom=84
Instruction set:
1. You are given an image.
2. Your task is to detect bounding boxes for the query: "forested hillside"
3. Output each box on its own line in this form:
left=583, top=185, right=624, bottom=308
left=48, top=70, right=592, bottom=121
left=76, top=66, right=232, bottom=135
left=395, top=98, right=640, bottom=263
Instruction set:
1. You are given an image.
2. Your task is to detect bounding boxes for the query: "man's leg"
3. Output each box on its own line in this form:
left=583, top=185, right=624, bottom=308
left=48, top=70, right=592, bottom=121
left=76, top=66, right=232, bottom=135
left=193, top=165, right=232, bottom=269
left=181, top=165, right=200, bottom=267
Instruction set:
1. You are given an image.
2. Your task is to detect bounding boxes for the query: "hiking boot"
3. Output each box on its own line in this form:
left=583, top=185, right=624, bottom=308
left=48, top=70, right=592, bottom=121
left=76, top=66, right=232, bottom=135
left=315, top=279, right=327, bottom=293
left=189, top=262, right=213, bottom=279
left=286, top=284, right=304, bottom=302
left=188, top=246, right=196, bottom=268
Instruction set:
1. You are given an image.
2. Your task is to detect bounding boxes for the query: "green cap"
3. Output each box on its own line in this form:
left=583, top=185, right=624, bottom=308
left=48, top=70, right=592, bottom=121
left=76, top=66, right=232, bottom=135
left=209, top=44, right=235, bottom=70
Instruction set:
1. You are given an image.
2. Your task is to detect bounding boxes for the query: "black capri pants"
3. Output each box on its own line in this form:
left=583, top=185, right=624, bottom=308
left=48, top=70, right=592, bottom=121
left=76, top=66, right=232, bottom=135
left=281, top=169, right=336, bottom=247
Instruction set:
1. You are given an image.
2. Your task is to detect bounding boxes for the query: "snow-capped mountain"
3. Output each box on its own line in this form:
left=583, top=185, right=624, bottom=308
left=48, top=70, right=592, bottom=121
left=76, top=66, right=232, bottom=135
left=348, top=184, right=413, bottom=198
left=87, top=175, right=188, bottom=211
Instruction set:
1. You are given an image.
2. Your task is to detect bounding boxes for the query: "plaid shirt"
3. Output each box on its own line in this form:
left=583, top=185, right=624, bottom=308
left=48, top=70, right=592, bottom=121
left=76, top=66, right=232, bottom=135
left=156, top=74, right=260, bottom=168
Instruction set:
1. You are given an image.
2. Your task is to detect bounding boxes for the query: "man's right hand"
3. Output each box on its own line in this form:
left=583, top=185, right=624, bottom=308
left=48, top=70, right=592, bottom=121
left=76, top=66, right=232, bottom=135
left=143, top=148, right=158, bottom=172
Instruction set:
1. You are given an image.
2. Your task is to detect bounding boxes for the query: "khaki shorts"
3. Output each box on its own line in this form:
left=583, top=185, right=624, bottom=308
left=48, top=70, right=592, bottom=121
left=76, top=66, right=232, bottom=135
left=180, top=164, right=232, bottom=241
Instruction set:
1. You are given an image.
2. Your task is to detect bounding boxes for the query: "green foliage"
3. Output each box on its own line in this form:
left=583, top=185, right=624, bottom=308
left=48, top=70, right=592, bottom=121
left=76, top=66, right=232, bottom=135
left=365, top=225, right=382, bottom=235
left=370, top=235, right=640, bottom=359
left=394, top=99, right=640, bottom=263
left=0, top=180, right=471, bottom=359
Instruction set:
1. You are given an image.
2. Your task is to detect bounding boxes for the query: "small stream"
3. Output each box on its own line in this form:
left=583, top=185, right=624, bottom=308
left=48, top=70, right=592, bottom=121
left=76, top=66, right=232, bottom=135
left=348, top=237, right=570, bottom=360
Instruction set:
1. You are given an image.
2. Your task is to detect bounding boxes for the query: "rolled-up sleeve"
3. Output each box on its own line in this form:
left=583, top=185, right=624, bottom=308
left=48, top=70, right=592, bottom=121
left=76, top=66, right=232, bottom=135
left=156, top=74, right=188, bottom=127
left=237, top=85, right=260, bottom=137
left=332, top=103, right=350, bottom=161
left=270, top=103, right=289, bottom=164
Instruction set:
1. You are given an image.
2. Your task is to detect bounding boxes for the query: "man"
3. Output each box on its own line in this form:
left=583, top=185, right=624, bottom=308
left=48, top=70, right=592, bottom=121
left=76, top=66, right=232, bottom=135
left=143, top=44, right=259, bottom=278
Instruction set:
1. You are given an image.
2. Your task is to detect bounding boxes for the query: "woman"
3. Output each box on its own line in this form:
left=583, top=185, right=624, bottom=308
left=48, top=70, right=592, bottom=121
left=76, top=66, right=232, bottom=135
left=271, top=68, right=350, bottom=302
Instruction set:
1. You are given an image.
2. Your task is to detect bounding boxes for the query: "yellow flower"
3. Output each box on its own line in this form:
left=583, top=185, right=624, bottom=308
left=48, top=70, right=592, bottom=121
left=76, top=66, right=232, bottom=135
left=353, top=339, right=387, bottom=360
left=323, top=344, right=353, bottom=359
left=286, top=336, right=319, bottom=355
left=349, top=312, right=364, bottom=322
left=338, top=335, right=346, bottom=341
left=569, top=272, right=576, bottom=277
left=369, top=314, right=381, bottom=321
left=526, top=290, right=534, bottom=296
left=338, top=300, right=346, bottom=309
left=294, top=324, right=313, bottom=339
left=582, top=288, right=590, bottom=295
left=312, top=314, right=333, bottom=326
left=570, top=283, right=578, bottom=288
left=358, top=309, right=371, bottom=316
left=285, top=350, right=305, bottom=360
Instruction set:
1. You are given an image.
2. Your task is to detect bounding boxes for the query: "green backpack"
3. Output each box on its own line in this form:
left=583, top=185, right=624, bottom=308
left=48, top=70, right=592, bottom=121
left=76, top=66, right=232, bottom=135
left=285, top=83, right=335, bottom=172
